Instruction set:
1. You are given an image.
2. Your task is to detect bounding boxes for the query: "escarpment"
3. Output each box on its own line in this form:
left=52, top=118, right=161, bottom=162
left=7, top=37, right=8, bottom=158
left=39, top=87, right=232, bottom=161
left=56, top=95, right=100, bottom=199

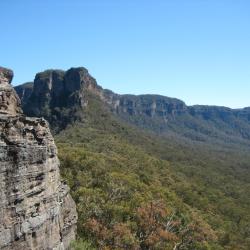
left=18, top=68, right=102, bottom=132
left=15, top=67, right=250, bottom=145
left=15, top=67, right=189, bottom=132
left=0, top=67, right=77, bottom=249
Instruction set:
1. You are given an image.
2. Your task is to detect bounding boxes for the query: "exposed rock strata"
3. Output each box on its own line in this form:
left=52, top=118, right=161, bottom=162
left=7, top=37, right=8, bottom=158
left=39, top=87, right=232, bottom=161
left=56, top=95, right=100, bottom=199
left=0, top=67, right=77, bottom=249
left=14, top=82, right=33, bottom=106
left=0, top=67, right=22, bottom=116
left=17, top=67, right=250, bottom=126
left=15, top=67, right=250, bottom=143
left=17, top=68, right=103, bottom=131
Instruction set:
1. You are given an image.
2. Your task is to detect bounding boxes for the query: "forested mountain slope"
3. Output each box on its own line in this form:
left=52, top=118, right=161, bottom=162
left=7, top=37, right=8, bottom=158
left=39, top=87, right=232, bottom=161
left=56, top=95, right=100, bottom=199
left=15, top=67, right=250, bottom=249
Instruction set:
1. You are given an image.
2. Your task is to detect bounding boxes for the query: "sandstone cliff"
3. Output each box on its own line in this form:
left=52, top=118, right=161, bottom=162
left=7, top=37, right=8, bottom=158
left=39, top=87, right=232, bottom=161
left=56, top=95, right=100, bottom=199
left=17, top=68, right=103, bottom=132
left=0, top=67, right=77, bottom=249
left=15, top=67, right=250, bottom=145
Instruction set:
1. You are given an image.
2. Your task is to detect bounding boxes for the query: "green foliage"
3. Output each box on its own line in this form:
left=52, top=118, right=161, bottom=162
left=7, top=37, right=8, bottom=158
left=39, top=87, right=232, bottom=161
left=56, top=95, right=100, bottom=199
left=54, top=90, right=250, bottom=249
left=70, top=239, right=96, bottom=250
left=15, top=69, right=250, bottom=249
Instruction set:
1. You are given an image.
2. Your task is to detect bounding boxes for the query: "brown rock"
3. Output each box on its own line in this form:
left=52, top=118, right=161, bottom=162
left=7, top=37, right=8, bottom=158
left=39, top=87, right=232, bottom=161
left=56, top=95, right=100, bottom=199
left=0, top=67, right=14, bottom=84
left=0, top=67, right=77, bottom=249
left=0, top=67, right=22, bottom=116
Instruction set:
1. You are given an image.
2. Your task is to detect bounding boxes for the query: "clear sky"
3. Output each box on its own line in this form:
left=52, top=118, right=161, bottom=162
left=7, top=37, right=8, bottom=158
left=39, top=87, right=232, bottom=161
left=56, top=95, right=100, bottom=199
left=1, top=0, right=250, bottom=108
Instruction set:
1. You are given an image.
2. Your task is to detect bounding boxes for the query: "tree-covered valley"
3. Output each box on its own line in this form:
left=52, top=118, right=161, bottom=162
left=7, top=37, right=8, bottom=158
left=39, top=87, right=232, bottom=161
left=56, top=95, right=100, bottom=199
left=15, top=68, right=250, bottom=249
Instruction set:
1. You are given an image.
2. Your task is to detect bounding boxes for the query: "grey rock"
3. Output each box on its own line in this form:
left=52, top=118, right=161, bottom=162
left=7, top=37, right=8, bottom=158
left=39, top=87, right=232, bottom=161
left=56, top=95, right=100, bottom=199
left=0, top=67, right=77, bottom=250
left=14, top=82, right=33, bottom=106
left=17, top=68, right=100, bottom=131
left=0, top=67, right=13, bottom=84
left=0, top=67, right=22, bottom=116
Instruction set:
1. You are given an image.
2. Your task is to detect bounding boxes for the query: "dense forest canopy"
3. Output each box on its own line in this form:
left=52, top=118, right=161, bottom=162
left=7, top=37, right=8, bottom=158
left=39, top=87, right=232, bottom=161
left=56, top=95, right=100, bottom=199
left=15, top=68, right=250, bottom=249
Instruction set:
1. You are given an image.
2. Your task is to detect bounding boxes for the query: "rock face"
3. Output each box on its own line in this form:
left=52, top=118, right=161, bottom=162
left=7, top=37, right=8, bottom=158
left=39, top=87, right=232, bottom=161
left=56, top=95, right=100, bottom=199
left=0, top=67, right=22, bottom=116
left=17, top=68, right=103, bottom=131
left=15, top=67, right=189, bottom=131
left=114, top=94, right=187, bottom=117
left=15, top=66, right=250, bottom=144
left=0, top=67, right=77, bottom=249
left=14, top=82, right=33, bottom=106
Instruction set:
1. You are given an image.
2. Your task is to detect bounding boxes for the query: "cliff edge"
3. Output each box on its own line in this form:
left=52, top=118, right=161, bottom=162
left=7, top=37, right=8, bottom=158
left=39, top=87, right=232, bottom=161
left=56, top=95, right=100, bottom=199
left=0, top=67, right=77, bottom=249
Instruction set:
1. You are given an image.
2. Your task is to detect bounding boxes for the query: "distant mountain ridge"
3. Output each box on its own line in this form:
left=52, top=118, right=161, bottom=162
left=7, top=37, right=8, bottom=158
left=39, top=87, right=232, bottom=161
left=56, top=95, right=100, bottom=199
left=15, top=67, right=250, bottom=147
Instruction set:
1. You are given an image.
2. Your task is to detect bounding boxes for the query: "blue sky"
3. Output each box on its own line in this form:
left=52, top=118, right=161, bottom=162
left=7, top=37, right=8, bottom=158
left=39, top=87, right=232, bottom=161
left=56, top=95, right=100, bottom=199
left=1, top=0, right=250, bottom=108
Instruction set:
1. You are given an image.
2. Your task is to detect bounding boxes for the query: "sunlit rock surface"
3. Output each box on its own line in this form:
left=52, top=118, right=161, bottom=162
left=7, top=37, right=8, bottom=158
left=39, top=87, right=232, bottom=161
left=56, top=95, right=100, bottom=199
left=0, top=67, right=77, bottom=249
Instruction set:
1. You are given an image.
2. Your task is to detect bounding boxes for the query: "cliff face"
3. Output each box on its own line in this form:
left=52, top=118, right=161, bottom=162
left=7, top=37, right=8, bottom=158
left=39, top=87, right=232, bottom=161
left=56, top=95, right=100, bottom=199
left=17, top=68, right=250, bottom=124
left=0, top=67, right=77, bottom=249
left=18, top=68, right=103, bottom=132
left=15, top=68, right=189, bottom=130
left=14, top=82, right=33, bottom=106
left=15, top=67, right=250, bottom=146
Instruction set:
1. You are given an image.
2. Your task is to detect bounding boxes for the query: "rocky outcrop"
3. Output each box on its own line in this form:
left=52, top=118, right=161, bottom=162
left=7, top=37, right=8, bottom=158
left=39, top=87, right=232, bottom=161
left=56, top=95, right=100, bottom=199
left=0, top=67, right=77, bottom=249
left=114, top=94, right=187, bottom=117
left=0, top=67, right=23, bottom=116
left=15, top=67, right=189, bottom=130
left=14, top=82, right=33, bottom=106
left=14, top=66, right=250, bottom=144
left=17, top=68, right=104, bottom=131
